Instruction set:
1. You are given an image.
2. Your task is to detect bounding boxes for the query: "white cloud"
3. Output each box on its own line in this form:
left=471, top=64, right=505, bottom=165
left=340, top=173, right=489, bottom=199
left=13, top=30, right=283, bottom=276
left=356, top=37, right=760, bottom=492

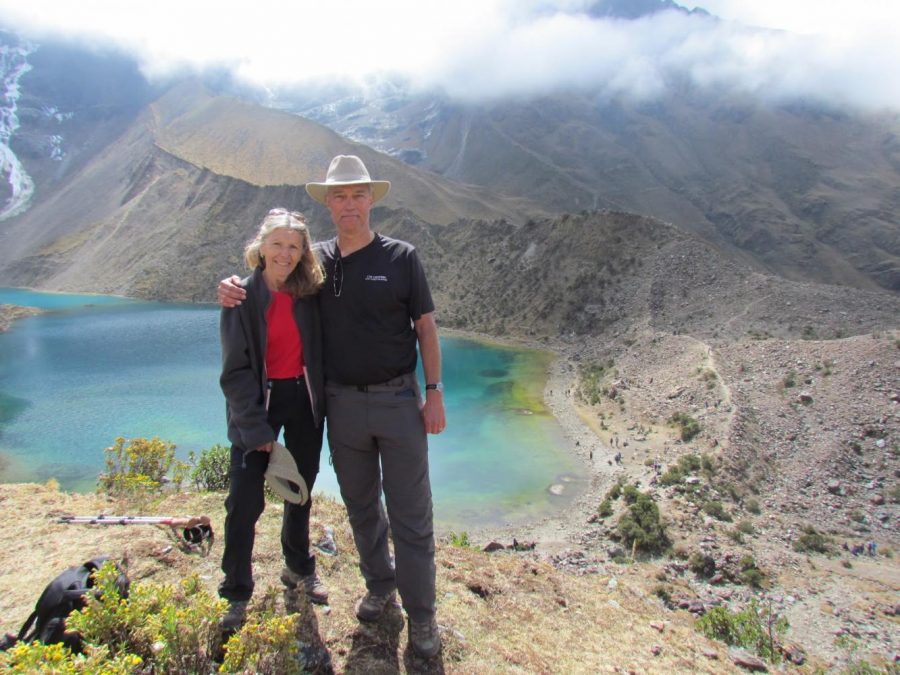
left=1, top=0, right=899, bottom=110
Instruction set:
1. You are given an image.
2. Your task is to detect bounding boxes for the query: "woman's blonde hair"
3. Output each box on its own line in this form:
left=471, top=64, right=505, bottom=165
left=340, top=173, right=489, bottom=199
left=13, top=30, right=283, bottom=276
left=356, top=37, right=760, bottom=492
left=244, top=208, right=324, bottom=298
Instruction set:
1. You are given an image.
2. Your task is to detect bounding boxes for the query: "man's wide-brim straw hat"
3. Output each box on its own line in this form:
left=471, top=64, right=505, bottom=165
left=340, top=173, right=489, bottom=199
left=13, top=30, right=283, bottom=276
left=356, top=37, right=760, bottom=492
left=264, top=441, right=309, bottom=505
left=306, top=154, right=391, bottom=205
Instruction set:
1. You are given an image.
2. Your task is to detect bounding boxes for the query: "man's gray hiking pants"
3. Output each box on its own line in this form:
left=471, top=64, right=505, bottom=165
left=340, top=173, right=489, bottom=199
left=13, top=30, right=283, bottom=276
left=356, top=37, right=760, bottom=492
left=325, top=372, right=436, bottom=622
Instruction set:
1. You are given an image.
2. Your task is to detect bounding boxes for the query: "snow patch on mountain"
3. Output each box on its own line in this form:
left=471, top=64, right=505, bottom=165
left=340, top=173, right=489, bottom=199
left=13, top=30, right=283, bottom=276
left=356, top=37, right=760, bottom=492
left=272, top=80, right=444, bottom=165
left=0, top=41, right=37, bottom=220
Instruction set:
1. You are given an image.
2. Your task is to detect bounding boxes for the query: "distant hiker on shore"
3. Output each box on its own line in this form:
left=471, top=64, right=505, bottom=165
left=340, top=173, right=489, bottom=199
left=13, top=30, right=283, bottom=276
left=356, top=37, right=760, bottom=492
left=218, top=208, right=328, bottom=633
left=218, top=155, right=446, bottom=659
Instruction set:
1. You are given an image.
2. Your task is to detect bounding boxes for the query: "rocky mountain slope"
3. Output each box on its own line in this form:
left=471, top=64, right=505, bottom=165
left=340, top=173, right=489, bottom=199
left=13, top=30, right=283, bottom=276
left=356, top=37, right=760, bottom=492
left=380, top=209, right=900, bottom=342
left=281, top=31, right=900, bottom=293
left=1, top=31, right=158, bottom=217
left=0, top=81, right=542, bottom=300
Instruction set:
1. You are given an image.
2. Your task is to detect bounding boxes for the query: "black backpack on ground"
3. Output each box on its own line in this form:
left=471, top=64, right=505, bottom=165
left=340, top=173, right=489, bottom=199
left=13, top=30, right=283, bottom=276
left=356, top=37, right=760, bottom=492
left=0, top=556, right=129, bottom=653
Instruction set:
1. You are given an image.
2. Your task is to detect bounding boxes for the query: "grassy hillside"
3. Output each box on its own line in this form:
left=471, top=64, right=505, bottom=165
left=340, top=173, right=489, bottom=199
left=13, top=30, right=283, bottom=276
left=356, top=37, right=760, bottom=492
left=0, top=483, right=742, bottom=674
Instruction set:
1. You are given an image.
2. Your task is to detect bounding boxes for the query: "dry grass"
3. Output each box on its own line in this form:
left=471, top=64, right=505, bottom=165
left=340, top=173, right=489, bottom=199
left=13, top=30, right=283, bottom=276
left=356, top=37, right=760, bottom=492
left=0, top=482, right=746, bottom=673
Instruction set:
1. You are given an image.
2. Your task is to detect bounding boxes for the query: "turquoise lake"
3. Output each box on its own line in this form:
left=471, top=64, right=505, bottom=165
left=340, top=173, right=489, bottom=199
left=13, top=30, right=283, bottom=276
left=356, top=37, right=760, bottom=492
left=0, top=289, right=585, bottom=530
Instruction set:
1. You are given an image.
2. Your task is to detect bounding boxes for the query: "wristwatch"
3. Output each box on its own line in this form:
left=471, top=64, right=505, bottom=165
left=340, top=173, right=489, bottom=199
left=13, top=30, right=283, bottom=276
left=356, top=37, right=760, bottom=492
left=425, top=382, right=444, bottom=392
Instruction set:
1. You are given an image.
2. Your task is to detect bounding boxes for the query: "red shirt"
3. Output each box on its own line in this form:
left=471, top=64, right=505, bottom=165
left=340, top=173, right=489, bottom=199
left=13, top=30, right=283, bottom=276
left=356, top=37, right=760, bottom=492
left=265, top=291, right=304, bottom=378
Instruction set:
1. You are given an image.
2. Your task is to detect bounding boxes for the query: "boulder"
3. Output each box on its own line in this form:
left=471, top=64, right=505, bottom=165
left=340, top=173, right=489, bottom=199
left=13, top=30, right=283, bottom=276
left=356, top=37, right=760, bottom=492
left=729, top=648, right=768, bottom=671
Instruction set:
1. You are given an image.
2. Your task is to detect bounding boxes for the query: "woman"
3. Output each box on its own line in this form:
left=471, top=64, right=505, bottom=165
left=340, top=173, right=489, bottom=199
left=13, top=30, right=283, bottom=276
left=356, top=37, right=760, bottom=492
left=218, top=208, right=326, bottom=632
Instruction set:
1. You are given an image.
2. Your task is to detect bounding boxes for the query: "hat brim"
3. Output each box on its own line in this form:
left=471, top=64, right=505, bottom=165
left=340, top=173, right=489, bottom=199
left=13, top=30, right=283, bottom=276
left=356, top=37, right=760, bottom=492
left=264, top=442, right=309, bottom=505
left=306, top=180, right=391, bottom=206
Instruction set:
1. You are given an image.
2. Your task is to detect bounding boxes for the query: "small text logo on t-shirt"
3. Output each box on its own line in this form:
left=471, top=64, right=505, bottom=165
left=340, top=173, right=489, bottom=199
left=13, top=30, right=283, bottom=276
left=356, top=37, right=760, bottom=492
left=365, top=275, right=388, bottom=282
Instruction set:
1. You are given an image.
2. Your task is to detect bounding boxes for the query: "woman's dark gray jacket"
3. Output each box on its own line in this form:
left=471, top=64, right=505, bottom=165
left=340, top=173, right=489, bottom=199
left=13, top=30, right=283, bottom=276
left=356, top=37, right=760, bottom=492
left=219, top=267, right=324, bottom=452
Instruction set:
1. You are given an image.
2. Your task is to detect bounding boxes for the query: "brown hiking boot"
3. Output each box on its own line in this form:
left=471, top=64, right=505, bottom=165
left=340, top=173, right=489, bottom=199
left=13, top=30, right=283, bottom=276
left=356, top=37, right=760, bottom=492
left=220, top=600, right=248, bottom=632
left=408, top=616, right=441, bottom=658
left=281, top=566, right=329, bottom=605
left=354, top=590, right=397, bottom=622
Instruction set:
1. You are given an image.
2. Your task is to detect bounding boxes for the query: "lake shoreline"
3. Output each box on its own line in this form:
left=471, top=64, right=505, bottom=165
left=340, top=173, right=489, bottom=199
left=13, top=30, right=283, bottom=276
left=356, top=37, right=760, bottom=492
left=441, top=327, right=617, bottom=550
left=0, top=304, right=43, bottom=332
left=0, top=295, right=611, bottom=549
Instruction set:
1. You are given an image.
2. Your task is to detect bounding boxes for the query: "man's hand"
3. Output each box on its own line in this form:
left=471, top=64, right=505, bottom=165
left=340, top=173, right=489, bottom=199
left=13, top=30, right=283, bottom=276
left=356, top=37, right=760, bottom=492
left=256, top=441, right=274, bottom=453
left=218, top=275, right=246, bottom=307
left=413, top=312, right=445, bottom=434
left=421, top=390, right=446, bottom=434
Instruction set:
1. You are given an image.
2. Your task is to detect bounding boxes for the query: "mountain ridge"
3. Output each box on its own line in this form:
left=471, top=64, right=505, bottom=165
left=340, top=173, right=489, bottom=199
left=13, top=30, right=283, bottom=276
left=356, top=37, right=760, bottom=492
left=293, top=88, right=900, bottom=292
left=0, top=79, right=550, bottom=300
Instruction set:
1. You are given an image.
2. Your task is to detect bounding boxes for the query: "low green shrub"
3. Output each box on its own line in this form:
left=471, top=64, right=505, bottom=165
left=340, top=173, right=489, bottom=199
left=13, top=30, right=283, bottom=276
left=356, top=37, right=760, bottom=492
left=737, top=520, right=756, bottom=535
left=696, top=600, right=788, bottom=663
left=25, top=561, right=310, bottom=673
left=678, top=454, right=702, bottom=473
left=815, top=360, right=834, bottom=376
left=70, top=566, right=225, bottom=671
left=653, top=585, right=674, bottom=609
left=0, top=641, right=142, bottom=673
left=447, top=531, right=474, bottom=548
left=577, top=361, right=614, bottom=405
left=189, top=443, right=231, bottom=492
left=739, top=555, right=765, bottom=588
left=658, top=466, right=684, bottom=486
left=616, top=492, right=670, bottom=555
left=669, top=412, right=701, bottom=442
left=220, top=608, right=306, bottom=674
left=621, top=483, right=640, bottom=505
left=97, top=437, right=182, bottom=501
left=702, top=500, right=732, bottom=522
left=698, top=369, right=718, bottom=389
left=689, top=552, right=716, bottom=578
left=793, top=526, right=831, bottom=554
left=659, top=453, right=705, bottom=486
left=727, top=529, right=745, bottom=544
left=606, top=479, right=624, bottom=501
left=598, top=498, right=614, bottom=518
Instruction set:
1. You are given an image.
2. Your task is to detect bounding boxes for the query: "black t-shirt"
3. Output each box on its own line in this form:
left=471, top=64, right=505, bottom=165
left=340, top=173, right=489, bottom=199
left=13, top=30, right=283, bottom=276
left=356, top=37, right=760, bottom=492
left=315, top=234, right=435, bottom=385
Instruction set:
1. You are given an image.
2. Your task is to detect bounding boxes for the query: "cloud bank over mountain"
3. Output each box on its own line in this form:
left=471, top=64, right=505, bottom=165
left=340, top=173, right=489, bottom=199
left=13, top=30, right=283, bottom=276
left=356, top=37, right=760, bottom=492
left=1, top=0, right=898, bottom=110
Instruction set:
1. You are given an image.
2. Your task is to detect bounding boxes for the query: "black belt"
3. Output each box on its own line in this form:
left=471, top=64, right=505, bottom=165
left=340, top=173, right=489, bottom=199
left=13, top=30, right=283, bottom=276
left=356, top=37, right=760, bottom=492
left=328, top=373, right=413, bottom=392
left=268, top=376, right=304, bottom=385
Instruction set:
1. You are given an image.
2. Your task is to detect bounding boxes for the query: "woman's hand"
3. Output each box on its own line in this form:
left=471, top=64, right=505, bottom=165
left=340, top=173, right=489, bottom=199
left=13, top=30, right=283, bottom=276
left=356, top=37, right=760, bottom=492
left=256, top=441, right=274, bottom=453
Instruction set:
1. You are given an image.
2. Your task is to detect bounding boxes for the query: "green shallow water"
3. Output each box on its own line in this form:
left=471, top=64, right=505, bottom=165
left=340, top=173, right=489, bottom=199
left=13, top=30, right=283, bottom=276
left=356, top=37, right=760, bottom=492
left=0, top=288, right=585, bottom=530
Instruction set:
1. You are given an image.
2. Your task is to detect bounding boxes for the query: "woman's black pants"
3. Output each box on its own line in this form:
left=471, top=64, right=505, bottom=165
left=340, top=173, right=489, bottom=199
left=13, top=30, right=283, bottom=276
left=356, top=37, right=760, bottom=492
left=219, top=377, right=322, bottom=602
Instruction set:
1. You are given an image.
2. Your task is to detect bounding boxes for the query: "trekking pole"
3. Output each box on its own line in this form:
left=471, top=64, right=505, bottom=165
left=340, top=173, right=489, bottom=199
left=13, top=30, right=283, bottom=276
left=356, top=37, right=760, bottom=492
left=58, top=515, right=213, bottom=545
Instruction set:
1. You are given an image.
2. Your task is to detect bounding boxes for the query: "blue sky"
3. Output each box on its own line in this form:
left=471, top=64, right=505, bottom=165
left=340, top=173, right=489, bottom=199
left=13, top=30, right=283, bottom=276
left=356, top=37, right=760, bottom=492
left=1, top=0, right=898, bottom=109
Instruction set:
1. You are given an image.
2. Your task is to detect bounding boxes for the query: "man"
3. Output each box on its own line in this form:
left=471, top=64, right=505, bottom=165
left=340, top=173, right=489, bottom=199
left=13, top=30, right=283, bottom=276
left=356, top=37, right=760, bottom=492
left=218, top=155, right=446, bottom=659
